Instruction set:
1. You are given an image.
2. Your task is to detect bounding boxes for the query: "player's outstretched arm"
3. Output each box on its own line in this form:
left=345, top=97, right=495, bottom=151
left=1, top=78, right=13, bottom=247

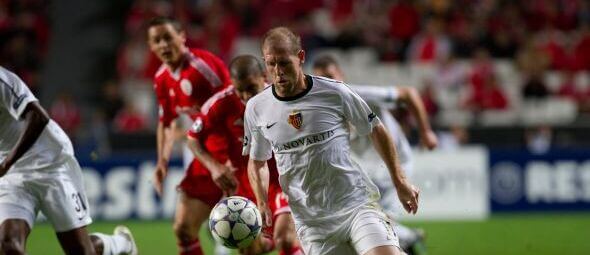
left=156, top=120, right=176, bottom=165
left=186, top=136, right=237, bottom=195
left=248, top=159, right=272, bottom=227
left=0, top=102, right=49, bottom=177
left=369, top=123, right=419, bottom=214
left=396, top=86, right=438, bottom=150
left=153, top=120, right=176, bottom=195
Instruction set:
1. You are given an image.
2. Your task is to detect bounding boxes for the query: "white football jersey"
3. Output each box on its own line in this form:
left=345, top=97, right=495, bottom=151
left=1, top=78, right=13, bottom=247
left=243, top=75, right=381, bottom=226
left=348, top=85, right=398, bottom=108
left=0, top=66, right=74, bottom=173
left=348, top=84, right=412, bottom=171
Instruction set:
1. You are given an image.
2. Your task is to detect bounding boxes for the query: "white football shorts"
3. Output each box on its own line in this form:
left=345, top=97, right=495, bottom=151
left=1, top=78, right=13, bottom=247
left=0, top=156, right=92, bottom=232
left=297, top=206, right=401, bottom=255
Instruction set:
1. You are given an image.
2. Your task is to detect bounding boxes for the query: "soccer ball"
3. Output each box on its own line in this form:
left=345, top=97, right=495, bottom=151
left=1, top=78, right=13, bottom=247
left=209, top=196, right=262, bottom=249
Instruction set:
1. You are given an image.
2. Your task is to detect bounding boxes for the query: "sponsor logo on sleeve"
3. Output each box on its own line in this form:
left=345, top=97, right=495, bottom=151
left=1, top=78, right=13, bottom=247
left=368, top=112, right=377, bottom=122
left=12, top=94, right=27, bottom=110
left=191, top=118, right=203, bottom=133
left=243, top=136, right=249, bottom=147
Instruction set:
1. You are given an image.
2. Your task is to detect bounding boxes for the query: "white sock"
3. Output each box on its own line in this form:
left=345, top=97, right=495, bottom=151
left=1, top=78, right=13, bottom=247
left=393, top=224, right=417, bottom=245
left=91, top=233, right=132, bottom=255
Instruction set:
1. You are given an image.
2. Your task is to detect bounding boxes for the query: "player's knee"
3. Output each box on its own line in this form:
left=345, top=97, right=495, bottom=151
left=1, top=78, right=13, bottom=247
left=0, top=236, right=25, bottom=255
left=173, top=221, right=197, bottom=242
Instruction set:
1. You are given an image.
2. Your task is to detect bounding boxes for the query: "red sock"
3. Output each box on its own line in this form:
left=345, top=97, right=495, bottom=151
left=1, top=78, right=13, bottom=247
left=279, top=245, right=304, bottom=255
left=178, top=239, right=203, bottom=255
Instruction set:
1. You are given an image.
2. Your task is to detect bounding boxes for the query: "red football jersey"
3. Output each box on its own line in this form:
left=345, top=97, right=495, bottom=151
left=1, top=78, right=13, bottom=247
left=153, top=48, right=231, bottom=126
left=187, top=86, right=245, bottom=166
left=187, top=86, right=280, bottom=186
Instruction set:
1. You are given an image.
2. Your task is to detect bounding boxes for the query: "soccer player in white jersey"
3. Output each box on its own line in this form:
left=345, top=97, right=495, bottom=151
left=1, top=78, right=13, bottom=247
left=0, top=66, right=137, bottom=255
left=244, top=27, right=419, bottom=255
left=312, top=55, right=437, bottom=254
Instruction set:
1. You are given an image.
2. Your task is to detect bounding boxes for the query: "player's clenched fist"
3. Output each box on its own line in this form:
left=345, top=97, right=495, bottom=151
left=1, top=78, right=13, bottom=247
left=420, top=130, right=438, bottom=150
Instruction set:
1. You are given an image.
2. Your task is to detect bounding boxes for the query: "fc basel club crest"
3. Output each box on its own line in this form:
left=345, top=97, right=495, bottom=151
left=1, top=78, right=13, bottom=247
left=288, top=111, right=302, bottom=129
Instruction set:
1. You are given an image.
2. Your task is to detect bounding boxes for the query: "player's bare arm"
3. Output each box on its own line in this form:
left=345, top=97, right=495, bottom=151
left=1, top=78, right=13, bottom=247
left=0, top=102, right=49, bottom=177
left=186, top=135, right=237, bottom=195
left=370, top=123, right=420, bottom=214
left=396, top=86, right=438, bottom=150
left=153, top=120, right=177, bottom=195
left=247, top=159, right=272, bottom=227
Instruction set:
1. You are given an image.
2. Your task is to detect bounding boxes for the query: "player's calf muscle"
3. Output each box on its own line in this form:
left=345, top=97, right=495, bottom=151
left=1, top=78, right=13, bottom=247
left=174, top=196, right=210, bottom=241
left=0, top=237, right=25, bottom=254
left=172, top=220, right=200, bottom=242
left=173, top=206, right=204, bottom=242
left=0, top=220, right=28, bottom=254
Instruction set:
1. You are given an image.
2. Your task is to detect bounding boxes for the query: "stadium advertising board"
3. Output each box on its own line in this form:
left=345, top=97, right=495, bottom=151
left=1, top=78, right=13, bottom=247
left=78, top=147, right=491, bottom=221
left=79, top=155, right=185, bottom=220
left=490, top=149, right=590, bottom=212
left=400, top=147, right=489, bottom=220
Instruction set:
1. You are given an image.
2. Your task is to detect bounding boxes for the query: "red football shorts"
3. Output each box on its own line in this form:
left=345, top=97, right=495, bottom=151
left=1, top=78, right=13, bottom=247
left=269, top=183, right=291, bottom=220
left=178, top=159, right=255, bottom=207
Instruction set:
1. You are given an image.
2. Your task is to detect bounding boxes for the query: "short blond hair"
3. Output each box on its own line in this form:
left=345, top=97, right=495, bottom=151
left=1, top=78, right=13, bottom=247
left=261, top=27, right=302, bottom=55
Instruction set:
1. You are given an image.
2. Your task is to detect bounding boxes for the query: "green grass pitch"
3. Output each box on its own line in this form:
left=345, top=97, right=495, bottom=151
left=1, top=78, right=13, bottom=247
left=26, top=213, right=590, bottom=255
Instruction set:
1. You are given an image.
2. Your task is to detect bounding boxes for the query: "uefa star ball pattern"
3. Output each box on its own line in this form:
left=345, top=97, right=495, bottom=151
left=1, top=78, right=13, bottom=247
left=209, top=196, right=262, bottom=249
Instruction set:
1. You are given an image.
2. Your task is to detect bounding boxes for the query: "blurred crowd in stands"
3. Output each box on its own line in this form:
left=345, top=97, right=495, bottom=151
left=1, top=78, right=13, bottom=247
left=0, top=0, right=48, bottom=94
left=1, top=0, right=590, bottom=150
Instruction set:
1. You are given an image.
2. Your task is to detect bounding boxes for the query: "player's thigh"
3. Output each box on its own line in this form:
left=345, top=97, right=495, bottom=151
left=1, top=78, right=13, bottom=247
left=0, top=219, right=30, bottom=252
left=35, top=161, right=92, bottom=233
left=350, top=208, right=402, bottom=255
left=363, top=245, right=402, bottom=255
left=297, top=225, right=356, bottom=255
left=174, top=192, right=213, bottom=234
left=301, top=240, right=357, bottom=255
left=0, top=173, right=38, bottom=230
left=175, top=167, right=222, bottom=231
left=178, top=162, right=223, bottom=208
left=55, top=225, right=96, bottom=255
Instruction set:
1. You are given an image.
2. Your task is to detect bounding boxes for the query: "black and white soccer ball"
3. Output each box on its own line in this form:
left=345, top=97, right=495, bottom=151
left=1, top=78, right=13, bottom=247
left=209, top=196, right=262, bottom=249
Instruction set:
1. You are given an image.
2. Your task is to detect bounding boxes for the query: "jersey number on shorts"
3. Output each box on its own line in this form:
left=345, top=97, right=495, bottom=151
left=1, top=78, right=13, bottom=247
left=72, top=192, right=88, bottom=220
